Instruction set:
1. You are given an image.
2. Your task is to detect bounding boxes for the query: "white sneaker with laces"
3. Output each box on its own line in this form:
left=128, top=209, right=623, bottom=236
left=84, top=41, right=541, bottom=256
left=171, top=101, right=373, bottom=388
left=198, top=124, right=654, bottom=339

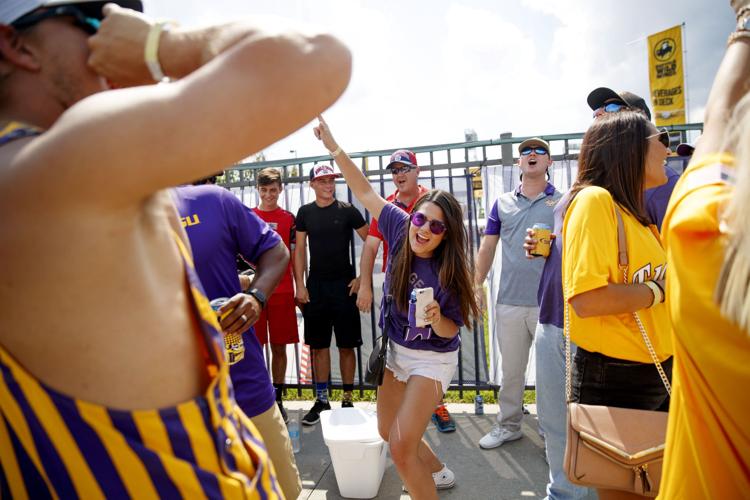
left=478, top=424, right=522, bottom=449
left=402, top=463, right=456, bottom=492
left=432, top=463, right=455, bottom=490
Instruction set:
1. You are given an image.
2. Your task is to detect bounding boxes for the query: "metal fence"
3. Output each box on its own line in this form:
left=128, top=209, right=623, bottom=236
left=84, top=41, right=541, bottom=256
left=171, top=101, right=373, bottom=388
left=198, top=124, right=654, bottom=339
left=219, top=123, right=703, bottom=396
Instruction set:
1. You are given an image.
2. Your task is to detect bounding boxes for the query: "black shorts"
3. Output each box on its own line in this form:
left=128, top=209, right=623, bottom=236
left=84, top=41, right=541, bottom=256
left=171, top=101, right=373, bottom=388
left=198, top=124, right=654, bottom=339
left=571, top=348, right=672, bottom=412
left=303, top=276, right=362, bottom=350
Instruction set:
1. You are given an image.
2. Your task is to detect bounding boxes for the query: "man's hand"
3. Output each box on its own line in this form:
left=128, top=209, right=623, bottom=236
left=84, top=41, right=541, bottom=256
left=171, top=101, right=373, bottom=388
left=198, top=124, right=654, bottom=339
left=88, top=3, right=156, bottom=87
left=523, top=227, right=556, bottom=259
left=218, top=293, right=261, bottom=335
left=313, top=115, right=339, bottom=153
left=295, top=286, right=310, bottom=309
left=348, top=277, right=360, bottom=296
left=357, top=285, right=373, bottom=313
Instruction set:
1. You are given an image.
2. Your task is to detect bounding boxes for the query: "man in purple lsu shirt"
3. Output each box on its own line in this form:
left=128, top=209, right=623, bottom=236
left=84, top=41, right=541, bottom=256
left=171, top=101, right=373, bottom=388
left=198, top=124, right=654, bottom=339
left=173, top=179, right=302, bottom=499
left=530, top=88, right=677, bottom=500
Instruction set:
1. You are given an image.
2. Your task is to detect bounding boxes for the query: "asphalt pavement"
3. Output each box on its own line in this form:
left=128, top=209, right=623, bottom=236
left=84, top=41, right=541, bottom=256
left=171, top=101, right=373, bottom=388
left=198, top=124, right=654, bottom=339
left=283, top=401, right=551, bottom=500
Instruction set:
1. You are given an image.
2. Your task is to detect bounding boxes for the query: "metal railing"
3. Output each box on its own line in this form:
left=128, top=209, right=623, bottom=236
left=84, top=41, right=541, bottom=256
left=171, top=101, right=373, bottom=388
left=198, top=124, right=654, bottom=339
left=219, top=123, right=703, bottom=396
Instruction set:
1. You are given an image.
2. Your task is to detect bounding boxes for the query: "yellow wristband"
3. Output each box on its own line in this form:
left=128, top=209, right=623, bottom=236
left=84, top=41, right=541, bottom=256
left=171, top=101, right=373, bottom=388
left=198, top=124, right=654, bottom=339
left=643, top=281, right=663, bottom=308
left=144, top=21, right=176, bottom=83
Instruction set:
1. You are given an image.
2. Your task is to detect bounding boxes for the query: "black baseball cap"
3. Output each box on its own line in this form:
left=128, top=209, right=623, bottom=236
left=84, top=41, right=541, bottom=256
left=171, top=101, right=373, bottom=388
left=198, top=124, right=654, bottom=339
left=587, top=87, right=652, bottom=121
left=2, top=1, right=143, bottom=25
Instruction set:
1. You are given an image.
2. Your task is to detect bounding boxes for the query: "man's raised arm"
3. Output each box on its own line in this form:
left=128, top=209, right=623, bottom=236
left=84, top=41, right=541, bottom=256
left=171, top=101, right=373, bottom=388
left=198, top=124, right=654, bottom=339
left=32, top=4, right=352, bottom=204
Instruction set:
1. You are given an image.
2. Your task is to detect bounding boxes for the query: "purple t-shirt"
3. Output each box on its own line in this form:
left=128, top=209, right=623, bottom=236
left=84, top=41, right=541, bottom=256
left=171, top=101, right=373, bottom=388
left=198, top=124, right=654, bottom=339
left=173, top=185, right=282, bottom=418
left=644, top=166, right=680, bottom=231
left=536, top=192, right=570, bottom=328
left=537, top=172, right=678, bottom=328
left=378, top=203, right=464, bottom=352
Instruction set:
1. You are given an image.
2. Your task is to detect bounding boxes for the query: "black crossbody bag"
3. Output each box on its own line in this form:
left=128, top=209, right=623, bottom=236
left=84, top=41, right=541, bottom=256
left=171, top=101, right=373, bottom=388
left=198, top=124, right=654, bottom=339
left=365, top=295, right=392, bottom=386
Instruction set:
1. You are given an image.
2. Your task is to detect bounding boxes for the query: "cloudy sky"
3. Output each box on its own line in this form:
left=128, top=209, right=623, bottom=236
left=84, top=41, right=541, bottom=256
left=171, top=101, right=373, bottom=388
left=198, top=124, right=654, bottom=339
left=147, top=0, right=723, bottom=161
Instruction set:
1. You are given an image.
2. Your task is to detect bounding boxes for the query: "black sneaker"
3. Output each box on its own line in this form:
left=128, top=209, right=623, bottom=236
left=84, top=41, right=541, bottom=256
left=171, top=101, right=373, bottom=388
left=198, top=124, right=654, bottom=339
left=342, top=399, right=354, bottom=408
left=277, top=401, right=289, bottom=424
left=302, top=399, right=330, bottom=426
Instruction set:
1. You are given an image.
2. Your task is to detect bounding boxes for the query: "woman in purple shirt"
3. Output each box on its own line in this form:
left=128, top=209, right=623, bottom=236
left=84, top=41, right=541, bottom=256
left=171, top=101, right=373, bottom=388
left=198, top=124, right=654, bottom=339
left=314, top=116, right=478, bottom=498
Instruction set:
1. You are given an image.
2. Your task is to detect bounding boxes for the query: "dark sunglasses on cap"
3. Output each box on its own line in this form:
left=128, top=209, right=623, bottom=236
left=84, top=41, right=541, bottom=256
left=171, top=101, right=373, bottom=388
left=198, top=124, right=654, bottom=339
left=12, top=5, right=101, bottom=35
left=520, top=147, right=548, bottom=156
left=410, top=211, right=447, bottom=235
left=647, top=128, right=670, bottom=149
left=592, top=102, right=625, bottom=117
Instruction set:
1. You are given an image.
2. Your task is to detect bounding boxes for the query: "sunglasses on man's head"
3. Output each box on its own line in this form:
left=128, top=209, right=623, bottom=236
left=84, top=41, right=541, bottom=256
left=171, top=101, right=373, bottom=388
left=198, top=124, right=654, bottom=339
left=647, top=128, right=670, bottom=149
left=12, top=5, right=101, bottom=35
left=390, top=165, right=415, bottom=175
left=520, top=147, right=548, bottom=156
left=592, top=102, right=626, bottom=118
left=410, top=212, right=447, bottom=235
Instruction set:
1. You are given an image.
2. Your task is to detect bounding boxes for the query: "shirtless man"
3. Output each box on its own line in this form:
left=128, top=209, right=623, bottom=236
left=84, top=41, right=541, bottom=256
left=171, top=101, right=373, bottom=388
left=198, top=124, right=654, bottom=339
left=0, top=1, right=350, bottom=494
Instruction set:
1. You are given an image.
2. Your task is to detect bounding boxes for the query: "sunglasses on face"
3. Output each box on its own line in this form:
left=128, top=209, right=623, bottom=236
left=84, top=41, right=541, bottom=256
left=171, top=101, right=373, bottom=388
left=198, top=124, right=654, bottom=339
left=410, top=211, right=447, bottom=235
left=520, top=147, right=548, bottom=156
left=12, top=5, right=101, bottom=35
left=647, top=128, right=670, bottom=148
left=592, top=102, right=625, bottom=118
left=390, top=165, right=415, bottom=175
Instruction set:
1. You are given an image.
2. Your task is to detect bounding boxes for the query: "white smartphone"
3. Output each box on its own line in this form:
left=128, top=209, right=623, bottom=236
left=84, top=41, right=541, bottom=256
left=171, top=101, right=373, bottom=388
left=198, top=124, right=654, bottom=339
left=414, top=287, right=434, bottom=327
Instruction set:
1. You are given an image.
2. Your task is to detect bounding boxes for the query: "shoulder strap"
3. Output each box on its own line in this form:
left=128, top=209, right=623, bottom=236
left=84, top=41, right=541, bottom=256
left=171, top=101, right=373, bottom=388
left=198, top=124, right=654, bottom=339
left=614, top=207, right=628, bottom=269
left=382, top=295, right=392, bottom=340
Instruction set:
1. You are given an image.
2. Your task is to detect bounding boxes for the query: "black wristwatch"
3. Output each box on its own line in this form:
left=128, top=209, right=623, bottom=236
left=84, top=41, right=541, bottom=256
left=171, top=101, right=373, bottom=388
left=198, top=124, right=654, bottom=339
left=247, top=288, right=267, bottom=309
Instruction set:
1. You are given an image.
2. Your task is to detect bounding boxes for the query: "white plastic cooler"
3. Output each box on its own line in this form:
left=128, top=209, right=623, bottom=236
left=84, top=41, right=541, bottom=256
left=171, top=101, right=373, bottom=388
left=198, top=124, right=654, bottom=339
left=319, top=408, right=387, bottom=499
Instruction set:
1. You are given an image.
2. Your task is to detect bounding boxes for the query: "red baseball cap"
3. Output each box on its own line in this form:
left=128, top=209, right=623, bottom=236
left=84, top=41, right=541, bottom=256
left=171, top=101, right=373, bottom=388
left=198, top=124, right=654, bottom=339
left=386, top=149, right=418, bottom=169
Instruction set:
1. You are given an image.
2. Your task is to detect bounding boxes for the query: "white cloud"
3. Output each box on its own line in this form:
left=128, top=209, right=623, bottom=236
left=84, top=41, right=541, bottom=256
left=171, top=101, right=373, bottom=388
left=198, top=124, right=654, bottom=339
left=142, top=0, right=729, bottom=163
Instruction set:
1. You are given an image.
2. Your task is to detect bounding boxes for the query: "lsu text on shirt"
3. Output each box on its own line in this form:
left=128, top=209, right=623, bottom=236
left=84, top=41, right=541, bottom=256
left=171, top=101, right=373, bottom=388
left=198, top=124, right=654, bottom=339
left=659, top=154, right=750, bottom=498
left=562, top=186, right=672, bottom=363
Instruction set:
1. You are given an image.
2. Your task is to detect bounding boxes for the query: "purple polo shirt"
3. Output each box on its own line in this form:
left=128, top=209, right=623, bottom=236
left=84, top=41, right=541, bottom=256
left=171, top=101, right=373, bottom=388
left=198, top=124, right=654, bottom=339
left=378, top=203, right=464, bottom=352
left=172, top=185, right=281, bottom=418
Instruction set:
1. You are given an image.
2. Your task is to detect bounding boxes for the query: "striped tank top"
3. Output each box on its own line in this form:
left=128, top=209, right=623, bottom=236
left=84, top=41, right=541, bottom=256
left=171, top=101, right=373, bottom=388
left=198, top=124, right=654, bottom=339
left=0, top=232, right=282, bottom=499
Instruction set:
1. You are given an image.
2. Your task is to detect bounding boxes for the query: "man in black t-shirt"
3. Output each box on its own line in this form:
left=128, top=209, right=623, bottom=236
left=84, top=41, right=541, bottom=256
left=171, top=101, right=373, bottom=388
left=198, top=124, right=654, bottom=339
left=294, top=164, right=368, bottom=425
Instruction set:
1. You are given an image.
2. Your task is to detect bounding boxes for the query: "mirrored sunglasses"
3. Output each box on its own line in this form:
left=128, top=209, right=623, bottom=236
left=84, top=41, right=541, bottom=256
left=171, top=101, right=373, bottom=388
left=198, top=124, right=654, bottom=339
left=410, top=212, right=447, bottom=235
left=592, top=102, right=626, bottom=118
left=390, top=165, right=415, bottom=175
left=520, top=147, right=548, bottom=156
left=12, top=5, right=100, bottom=35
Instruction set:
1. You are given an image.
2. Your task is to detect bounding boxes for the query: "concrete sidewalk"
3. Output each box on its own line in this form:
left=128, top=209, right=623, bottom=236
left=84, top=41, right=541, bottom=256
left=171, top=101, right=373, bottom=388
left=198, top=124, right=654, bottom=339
left=283, top=401, right=549, bottom=500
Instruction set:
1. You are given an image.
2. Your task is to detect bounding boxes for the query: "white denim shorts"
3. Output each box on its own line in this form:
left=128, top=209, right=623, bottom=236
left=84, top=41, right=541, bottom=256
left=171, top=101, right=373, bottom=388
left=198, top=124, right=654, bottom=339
left=386, top=340, right=458, bottom=394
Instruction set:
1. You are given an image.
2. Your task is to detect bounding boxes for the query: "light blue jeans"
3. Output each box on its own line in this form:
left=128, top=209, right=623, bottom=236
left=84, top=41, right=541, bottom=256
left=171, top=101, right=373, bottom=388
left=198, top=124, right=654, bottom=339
left=534, top=322, right=596, bottom=500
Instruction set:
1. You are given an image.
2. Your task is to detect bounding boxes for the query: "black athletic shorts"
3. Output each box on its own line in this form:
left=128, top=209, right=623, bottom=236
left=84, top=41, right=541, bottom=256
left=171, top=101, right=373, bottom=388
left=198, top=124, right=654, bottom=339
left=302, top=276, right=362, bottom=349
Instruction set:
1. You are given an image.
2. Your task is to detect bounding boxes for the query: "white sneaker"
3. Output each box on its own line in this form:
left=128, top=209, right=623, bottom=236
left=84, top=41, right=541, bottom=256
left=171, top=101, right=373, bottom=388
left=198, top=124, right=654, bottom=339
left=402, top=463, right=456, bottom=492
left=433, top=463, right=455, bottom=490
left=478, top=425, right=522, bottom=449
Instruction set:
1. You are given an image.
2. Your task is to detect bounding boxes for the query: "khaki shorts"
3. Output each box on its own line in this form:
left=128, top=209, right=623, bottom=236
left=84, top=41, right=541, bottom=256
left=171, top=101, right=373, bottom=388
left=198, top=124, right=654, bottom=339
left=251, top=403, right=302, bottom=499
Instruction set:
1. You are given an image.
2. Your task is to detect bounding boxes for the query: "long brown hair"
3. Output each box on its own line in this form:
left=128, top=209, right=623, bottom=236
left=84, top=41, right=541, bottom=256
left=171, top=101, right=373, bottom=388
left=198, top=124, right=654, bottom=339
left=569, top=110, right=652, bottom=225
left=390, top=190, right=479, bottom=325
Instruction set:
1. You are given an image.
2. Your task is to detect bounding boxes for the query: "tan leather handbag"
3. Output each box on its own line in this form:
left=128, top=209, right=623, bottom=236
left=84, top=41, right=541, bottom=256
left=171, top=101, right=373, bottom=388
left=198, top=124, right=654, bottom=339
left=563, top=208, right=671, bottom=497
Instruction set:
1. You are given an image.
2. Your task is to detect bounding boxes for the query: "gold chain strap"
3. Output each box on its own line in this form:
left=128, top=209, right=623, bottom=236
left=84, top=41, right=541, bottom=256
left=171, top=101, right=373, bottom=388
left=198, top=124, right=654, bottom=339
left=623, top=266, right=672, bottom=395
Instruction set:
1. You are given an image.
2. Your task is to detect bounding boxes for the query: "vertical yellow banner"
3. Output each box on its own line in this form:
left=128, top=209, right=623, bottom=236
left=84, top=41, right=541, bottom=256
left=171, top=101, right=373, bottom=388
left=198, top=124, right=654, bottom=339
left=648, top=25, right=686, bottom=126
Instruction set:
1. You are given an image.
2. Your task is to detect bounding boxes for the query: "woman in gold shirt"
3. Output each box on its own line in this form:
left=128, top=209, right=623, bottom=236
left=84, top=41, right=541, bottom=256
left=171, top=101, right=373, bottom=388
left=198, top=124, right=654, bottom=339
left=659, top=1, right=750, bottom=497
left=562, top=110, right=673, bottom=499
